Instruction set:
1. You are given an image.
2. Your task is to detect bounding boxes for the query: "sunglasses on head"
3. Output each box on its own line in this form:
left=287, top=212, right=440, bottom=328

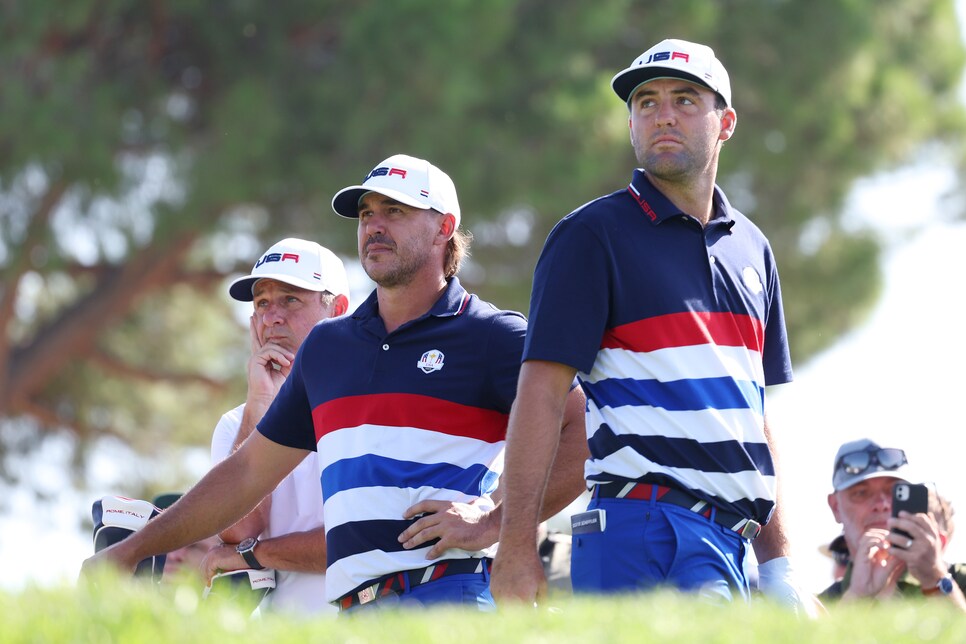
left=835, top=448, right=907, bottom=476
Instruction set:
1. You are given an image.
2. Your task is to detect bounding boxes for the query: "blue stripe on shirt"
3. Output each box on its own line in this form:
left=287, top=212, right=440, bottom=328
left=321, top=454, right=499, bottom=502
left=326, top=518, right=438, bottom=566
left=582, top=376, right=764, bottom=415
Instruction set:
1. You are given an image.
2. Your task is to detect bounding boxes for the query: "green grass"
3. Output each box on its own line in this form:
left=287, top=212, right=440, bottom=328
left=3, top=573, right=965, bottom=643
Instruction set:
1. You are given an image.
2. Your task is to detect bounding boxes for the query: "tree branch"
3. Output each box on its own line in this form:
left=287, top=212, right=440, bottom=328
left=11, top=400, right=123, bottom=445
left=87, top=349, right=227, bottom=390
left=0, top=180, right=68, bottom=404
left=4, top=229, right=201, bottom=412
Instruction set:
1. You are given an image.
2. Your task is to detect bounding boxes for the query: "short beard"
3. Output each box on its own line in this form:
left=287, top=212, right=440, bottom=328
left=364, top=248, right=429, bottom=288
left=634, top=143, right=693, bottom=183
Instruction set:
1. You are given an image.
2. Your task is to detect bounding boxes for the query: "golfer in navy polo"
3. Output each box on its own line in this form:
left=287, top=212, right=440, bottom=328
left=81, top=154, right=587, bottom=614
left=493, top=39, right=820, bottom=615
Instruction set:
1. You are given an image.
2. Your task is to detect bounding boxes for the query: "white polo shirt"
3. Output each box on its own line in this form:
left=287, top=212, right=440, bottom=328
left=212, top=404, right=335, bottom=615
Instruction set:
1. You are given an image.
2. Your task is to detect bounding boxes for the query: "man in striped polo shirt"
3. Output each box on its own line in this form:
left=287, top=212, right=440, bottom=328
left=260, top=153, right=586, bottom=611
left=493, top=39, right=818, bottom=614
left=82, top=154, right=587, bottom=613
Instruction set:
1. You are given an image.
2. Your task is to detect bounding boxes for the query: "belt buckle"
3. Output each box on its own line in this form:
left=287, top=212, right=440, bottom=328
left=739, top=519, right=762, bottom=540
left=356, top=582, right=380, bottom=606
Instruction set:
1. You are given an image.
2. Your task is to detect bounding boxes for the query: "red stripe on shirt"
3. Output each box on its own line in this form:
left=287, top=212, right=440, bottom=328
left=312, top=393, right=508, bottom=444
left=601, top=311, right=764, bottom=354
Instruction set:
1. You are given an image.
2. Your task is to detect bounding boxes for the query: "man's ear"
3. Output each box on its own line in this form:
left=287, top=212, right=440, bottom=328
left=719, top=107, right=737, bottom=142
left=332, top=294, right=349, bottom=317
left=437, top=212, right=457, bottom=243
left=828, top=492, right=843, bottom=524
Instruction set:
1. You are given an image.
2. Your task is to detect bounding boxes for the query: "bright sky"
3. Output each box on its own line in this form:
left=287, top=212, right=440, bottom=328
left=2, top=4, right=966, bottom=594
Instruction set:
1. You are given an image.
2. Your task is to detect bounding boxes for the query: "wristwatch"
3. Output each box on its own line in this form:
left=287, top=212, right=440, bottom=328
left=236, top=537, right=265, bottom=570
left=922, top=574, right=955, bottom=596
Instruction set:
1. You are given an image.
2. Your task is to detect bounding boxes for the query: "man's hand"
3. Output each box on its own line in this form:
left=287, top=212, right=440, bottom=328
left=201, top=542, right=247, bottom=584
left=843, top=529, right=905, bottom=600
left=79, top=542, right=140, bottom=582
left=247, top=315, right=294, bottom=402
left=397, top=500, right=499, bottom=559
left=887, top=510, right=947, bottom=588
left=490, top=540, right=546, bottom=605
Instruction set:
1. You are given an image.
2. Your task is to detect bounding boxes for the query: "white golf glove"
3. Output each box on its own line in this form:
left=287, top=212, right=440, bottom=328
left=757, top=556, right=825, bottom=618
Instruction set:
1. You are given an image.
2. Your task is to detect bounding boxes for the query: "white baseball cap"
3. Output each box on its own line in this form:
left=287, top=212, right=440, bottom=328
left=229, top=237, right=350, bottom=304
left=331, top=154, right=461, bottom=228
left=611, top=38, right=732, bottom=108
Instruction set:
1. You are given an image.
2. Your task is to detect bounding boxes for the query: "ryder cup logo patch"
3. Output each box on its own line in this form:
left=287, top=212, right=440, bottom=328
left=742, top=266, right=764, bottom=295
left=416, top=349, right=445, bottom=374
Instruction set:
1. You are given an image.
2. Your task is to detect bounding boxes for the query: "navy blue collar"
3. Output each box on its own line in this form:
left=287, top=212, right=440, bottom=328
left=352, top=276, right=471, bottom=328
left=627, top=169, right=736, bottom=230
left=426, top=276, right=472, bottom=319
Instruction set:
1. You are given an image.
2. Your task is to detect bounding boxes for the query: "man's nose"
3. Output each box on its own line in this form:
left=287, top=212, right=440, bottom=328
left=363, top=210, right=387, bottom=234
left=654, top=99, right=676, bottom=126
left=875, top=490, right=893, bottom=510
left=261, top=303, right=285, bottom=324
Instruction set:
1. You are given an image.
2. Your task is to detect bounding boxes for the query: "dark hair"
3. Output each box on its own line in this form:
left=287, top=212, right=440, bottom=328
left=444, top=227, right=473, bottom=278
left=828, top=534, right=849, bottom=565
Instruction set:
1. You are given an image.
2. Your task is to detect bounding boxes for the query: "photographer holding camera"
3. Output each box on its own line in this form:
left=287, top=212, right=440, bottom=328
left=821, top=438, right=966, bottom=610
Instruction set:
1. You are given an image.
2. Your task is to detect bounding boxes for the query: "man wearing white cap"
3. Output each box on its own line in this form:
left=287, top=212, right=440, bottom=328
left=82, top=156, right=587, bottom=613
left=822, top=438, right=966, bottom=609
left=265, top=153, right=584, bottom=612
left=200, top=238, right=349, bottom=615
left=493, top=39, right=817, bottom=613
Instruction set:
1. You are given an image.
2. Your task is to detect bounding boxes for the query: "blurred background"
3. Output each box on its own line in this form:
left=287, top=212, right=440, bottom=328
left=2, top=0, right=965, bottom=593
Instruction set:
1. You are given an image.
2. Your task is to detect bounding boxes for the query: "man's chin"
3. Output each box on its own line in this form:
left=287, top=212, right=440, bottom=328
left=264, top=338, right=294, bottom=351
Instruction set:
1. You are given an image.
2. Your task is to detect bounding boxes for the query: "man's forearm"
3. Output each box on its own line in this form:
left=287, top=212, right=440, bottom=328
left=536, top=384, right=588, bottom=520
left=256, top=526, right=328, bottom=573
left=112, top=434, right=298, bottom=569
left=221, top=404, right=273, bottom=541
left=755, top=412, right=791, bottom=562
left=233, top=401, right=270, bottom=451
left=943, top=585, right=966, bottom=611
left=499, top=361, right=576, bottom=548
left=116, top=452, right=275, bottom=565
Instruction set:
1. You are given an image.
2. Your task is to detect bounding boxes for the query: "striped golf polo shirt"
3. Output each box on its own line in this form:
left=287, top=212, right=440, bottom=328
left=524, top=169, right=793, bottom=525
left=258, top=277, right=525, bottom=602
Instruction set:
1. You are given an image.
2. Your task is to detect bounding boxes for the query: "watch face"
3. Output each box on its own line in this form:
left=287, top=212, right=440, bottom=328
left=237, top=537, right=256, bottom=552
left=235, top=537, right=264, bottom=570
left=939, top=576, right=955, bottom=595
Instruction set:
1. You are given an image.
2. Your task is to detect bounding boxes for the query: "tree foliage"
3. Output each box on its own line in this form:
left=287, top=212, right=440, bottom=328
left=1, top=0, right=964, bottom=485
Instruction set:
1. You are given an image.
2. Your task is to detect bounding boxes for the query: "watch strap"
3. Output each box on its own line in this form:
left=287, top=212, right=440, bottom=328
left=922, top=575, right=954, bottom=596
left=237, top=539, right=265, bottom=570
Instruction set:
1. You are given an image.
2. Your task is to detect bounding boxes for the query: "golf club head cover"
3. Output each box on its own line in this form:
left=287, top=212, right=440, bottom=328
left=91, top=495, right=166, bottom=581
